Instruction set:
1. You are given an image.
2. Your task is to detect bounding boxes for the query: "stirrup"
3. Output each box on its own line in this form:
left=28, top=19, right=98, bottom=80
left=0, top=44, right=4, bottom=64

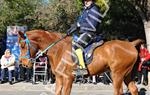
left=80, top=68, right=88, bottom=75
left=72, top=68, right=88, bottom=75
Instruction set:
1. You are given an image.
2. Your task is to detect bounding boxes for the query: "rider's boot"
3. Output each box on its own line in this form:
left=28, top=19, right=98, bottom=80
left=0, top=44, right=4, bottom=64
left=73, top=48, right=88, bottom=75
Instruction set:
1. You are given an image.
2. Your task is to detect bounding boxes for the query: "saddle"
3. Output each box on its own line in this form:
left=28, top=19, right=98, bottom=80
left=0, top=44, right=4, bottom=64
left=72, top=36, right=104, bottom=65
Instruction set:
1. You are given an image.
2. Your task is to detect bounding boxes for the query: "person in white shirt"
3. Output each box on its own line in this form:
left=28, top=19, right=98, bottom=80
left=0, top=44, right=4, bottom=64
left=0, top=49, right=15, bottom=85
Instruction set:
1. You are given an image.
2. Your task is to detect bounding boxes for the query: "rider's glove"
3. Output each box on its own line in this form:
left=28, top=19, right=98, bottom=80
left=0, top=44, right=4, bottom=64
left=67, top=22, right=80, bottom=36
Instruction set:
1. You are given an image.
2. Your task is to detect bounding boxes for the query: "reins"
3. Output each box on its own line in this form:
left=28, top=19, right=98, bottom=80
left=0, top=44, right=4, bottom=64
left=34, top=34, right=68, bottom=60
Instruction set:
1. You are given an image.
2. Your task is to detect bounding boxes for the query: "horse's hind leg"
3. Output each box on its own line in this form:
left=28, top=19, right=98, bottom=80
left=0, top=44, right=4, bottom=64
left=124, top=72, right=138, bottom=95
left=112, top=72, right=124, bottom=95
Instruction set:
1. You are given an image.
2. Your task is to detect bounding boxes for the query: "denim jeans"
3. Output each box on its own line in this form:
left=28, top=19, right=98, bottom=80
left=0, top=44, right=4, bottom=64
left=1, top=68, right=14, bottom=81
left=19, top=65, right=32, bottom=81
left=15, top=67, right=19, bottom=81
left=138, top=68, right=148, bottom=84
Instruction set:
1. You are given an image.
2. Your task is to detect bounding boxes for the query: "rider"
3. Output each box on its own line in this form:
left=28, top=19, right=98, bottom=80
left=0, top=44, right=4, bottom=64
left=67, top=0, right=102, bottom=75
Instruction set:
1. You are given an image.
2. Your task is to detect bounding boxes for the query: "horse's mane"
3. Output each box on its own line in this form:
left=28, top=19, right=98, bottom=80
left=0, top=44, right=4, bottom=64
left=26, top=30, right=71, bottom=43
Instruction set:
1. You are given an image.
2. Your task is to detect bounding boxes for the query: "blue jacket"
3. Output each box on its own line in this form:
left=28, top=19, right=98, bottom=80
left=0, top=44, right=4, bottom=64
left=78, top=3, right=102, bottom=33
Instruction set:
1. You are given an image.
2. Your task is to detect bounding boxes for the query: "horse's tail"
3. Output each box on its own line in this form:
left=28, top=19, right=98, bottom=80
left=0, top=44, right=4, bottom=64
left=130, top=39, right=144, bottom=46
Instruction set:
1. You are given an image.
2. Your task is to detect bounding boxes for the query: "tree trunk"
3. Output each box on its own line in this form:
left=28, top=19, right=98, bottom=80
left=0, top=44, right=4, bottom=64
left=144, top=0, right=150, bottom=87
left=144, top=22, right=150, bottom=87
left=144, top=1, right=150, bottom=50
left=144, top=21, right=150, bottom=50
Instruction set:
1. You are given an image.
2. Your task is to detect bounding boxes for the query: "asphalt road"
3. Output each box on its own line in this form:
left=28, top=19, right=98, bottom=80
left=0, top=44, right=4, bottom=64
left=0, top=82, right=149, bottom=95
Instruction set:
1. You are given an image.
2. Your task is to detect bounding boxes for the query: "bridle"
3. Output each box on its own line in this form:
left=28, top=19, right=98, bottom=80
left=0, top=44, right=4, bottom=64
left=19, top=33, right=37, bottom=67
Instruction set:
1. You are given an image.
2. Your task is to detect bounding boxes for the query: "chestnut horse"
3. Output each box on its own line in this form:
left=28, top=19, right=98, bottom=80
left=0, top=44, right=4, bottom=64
left=18, top=30, right=143, bottom=95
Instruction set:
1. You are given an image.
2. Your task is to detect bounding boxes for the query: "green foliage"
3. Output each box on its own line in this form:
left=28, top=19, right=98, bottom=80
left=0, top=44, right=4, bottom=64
left=0, top=0, right=149, bottom=55
left=76, top=0, right=83, bottom=12
left=76, top=0, right=109, bottom=13
left=0, top=0, right=149, bottom=40
left=99, top=0, right=145, bottom=40
left=30, top=0, right=79, bottom=32
left=75, top=0, right=146, bottom=40
left=95, top=0, right=109, bottom=12
left=0, top=0, right=80, bottom=37
left=0, top=0, right=39, bottom=37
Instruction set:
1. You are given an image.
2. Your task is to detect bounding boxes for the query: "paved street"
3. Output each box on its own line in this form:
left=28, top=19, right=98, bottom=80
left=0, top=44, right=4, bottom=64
left=0, top=82, right=150, bottom=95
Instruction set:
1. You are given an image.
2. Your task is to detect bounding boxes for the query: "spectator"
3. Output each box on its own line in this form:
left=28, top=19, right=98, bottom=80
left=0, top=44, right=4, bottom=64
left=137, top=44, right=149, bottom=86
left=19, top=64, right=32, bottom=82
left=0, top=49, right=15, bottom=85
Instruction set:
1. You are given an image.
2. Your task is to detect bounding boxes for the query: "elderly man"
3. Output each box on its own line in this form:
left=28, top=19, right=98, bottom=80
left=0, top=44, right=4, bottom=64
left=0, top=49, right=15, bottom=85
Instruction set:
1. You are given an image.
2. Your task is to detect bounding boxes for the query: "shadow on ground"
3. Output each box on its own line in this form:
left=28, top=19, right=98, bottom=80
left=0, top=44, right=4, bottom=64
left=124, top=88, right=147, bottom=95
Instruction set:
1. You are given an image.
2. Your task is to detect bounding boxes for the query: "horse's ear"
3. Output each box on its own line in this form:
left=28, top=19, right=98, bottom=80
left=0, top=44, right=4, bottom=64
left=18, top=31, right=25, bottom=38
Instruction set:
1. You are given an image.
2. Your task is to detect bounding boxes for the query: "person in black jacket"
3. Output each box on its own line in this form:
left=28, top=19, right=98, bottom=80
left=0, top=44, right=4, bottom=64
left=67, top=0, right=102, bottom=75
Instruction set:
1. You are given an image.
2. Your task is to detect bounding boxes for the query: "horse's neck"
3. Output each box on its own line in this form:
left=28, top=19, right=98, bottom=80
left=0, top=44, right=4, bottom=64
left=41, top=33, right=72, bottom=73
left=38, top=32, right=71, bottom=53
left=34, top=32, right=57, bottom=49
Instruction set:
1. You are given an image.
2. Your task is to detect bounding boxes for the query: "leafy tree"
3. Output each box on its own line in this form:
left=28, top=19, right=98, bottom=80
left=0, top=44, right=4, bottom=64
left=0, top=0, right=39, bottom=36
left=102, top=0, right=145, bottom=40
left=0, top=0, right=41, bottom=55
left=29, top=0, right=79, bottom=32
left=0, top=0, right=149, bottom=42
left=75, top=0, right=145, bottom=40
left=130, top=0, right=150, bottom=50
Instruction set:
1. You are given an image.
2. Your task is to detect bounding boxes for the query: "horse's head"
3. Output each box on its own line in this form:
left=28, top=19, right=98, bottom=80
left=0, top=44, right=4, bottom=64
left=18, top=31, right=39, bottom=68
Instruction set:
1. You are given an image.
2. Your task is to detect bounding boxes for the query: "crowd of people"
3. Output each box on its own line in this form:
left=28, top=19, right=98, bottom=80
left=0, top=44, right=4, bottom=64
left=0, top=45, right=150, bottom=86
left=0, top=49, right=55, bottom=85
left=0, top=49, right=113, bottom=85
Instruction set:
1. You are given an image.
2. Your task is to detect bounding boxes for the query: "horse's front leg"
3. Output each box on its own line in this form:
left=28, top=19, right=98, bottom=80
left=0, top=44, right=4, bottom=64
left=63, top=75, right=74, bottom=95
left=55, top=76, right=63, bottom=95
left=119, top=82, right=124, bottom=95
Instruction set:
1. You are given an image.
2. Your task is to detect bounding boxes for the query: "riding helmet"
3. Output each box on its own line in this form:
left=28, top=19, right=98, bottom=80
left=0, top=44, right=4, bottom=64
left=82, top=0, right=96, bottom=3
